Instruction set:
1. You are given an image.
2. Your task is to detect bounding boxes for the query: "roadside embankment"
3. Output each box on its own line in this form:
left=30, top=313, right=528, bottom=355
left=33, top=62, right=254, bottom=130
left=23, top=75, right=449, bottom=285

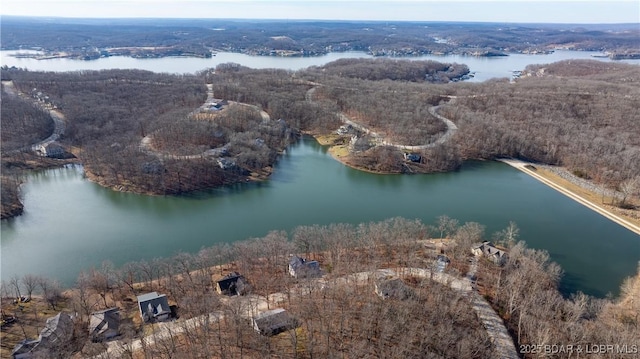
left=499, top=158, right=640, bottom=236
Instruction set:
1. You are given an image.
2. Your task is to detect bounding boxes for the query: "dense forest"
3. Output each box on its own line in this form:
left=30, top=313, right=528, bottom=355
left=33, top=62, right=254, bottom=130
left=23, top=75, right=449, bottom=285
left=2, top=17, right=639, bottom=59
left=2, top=59, right=639, bottom=218
left=1, top=217, right=638, bottom=358
left=446, top=60, right=640, bottom=188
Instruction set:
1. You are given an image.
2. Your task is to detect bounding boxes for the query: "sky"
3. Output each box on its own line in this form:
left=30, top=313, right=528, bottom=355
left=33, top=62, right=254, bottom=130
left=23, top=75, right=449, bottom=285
left=1, top=0, right=639, bottom=24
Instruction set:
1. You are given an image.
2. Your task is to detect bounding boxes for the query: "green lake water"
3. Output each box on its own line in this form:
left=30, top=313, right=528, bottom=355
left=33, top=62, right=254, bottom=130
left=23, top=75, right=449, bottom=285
left=2, top=137, right=639, bottom=297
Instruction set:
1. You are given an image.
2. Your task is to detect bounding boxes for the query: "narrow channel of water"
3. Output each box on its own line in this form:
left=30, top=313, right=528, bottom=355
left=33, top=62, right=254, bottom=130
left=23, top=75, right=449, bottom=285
left=2, top=138, right=638, bottom=297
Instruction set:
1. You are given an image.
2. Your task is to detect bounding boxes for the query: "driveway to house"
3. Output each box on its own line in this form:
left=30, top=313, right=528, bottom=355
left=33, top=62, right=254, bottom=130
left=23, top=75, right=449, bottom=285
left=1, top=81, right=66, bottom=155
left=96, top=262, right=518, bottom=359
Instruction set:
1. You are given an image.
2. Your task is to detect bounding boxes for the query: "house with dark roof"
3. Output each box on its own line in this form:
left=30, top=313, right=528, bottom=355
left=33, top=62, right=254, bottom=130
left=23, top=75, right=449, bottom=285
left=88, top=307, right=120, bottom=341
left=374, top=277, right=414, bottom=300
left=403, top=152, right=422, bottom=163
left=471, top=241, right=508, bottom=265
left=216, top=272, right=248, bottom=296
left=288, top=255, right=321, bottom=279
left=11, top=339, right=39, bottom=359
left=37, top=142, right=66, bottom=158
left=137, top=292, right=171, bottom=323
left=11, top=312, right=74, bottom=359
left=252, top=308, right=299, bottom=336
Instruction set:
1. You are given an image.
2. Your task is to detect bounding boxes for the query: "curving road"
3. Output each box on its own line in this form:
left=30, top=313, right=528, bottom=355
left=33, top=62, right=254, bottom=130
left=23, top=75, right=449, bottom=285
left=1, top=81, right=66, bottom=155
left=140, top=83, right=271, bottom=160
left=97, top=261, right=517, bottom=359
left=305, top=85, right=458, bottom=150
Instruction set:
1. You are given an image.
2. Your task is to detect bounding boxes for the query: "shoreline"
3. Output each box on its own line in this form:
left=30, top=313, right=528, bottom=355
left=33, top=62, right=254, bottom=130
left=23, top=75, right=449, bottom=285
left=498, top=158, right=640, bottom=236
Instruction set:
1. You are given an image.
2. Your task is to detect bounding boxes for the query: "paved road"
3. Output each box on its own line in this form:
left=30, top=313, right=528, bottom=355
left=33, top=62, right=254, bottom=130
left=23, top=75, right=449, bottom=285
left=1, top=81, right=66, bottom=155
left=140, top=84, right=271, bottom=160
left=97, top=263, right=517, bottom=358
left=306, top=85, right=458, bottom=150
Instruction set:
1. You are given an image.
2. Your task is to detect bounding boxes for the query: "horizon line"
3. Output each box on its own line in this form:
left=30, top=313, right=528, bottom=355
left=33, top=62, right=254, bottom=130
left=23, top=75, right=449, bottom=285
left=2, top=15, right=638, bottom=26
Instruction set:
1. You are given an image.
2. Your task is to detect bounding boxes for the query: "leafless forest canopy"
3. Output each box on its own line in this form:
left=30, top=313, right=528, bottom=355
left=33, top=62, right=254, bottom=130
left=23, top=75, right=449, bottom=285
left=1, top=59, right=638, bottom=213
left=1, top=217, right=638, bottom=358
left=447, top=60, right=640, bottom=186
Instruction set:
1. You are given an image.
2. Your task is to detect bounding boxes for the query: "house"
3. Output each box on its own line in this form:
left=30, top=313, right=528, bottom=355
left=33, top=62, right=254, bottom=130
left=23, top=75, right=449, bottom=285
left=37, top=142, right=66, bottom=158
left=252, top=308, right=299, bottom=336
left=12, top=312, right=74, bottom=359
left=11, top=339, right=39, bottom=359
left=204, top=146, right=229, bottom=157
left=374, top=277, right=413, bottom=300
left=288, top=255, right=321, bottom=278
left=471, top=241, right=508, bottom=265
left=88, top=307, right=120, bottom=341
left=216, top=157, right=236, bottom=170
left=434, top=254, right=450, bottom=273
left=216, top=272, right=248, bottom=296
left=403, top=152, right=422, bottom=163
left=137, top=292, right=171, bottom=323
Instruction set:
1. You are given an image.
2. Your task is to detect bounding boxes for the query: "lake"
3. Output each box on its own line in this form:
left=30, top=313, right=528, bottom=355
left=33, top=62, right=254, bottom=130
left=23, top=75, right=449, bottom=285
left=2, top=49, right=638, bottom=82
left=1, top=50, right=639, bottom=297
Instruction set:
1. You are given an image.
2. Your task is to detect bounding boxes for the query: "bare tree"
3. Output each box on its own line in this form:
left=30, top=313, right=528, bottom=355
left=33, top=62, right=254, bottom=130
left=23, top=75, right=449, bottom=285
left=38, top=277, right=62, bottom=310
left=618, top=176, right=639, bottom=208
left=436, top=215, right=459, bottom=239
left=22, top=274, right=39, bottom=300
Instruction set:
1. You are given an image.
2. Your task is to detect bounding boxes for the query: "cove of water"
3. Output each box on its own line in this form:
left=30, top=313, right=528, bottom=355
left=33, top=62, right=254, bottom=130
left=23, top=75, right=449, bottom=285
left=1, top=49, right=639, bottom=296
left=2, top=138, right=639, bottom=297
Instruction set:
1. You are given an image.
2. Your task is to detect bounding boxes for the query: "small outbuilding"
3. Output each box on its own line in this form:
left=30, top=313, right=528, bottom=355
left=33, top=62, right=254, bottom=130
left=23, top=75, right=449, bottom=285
left=88, top=307, right=120, bottom=341
left=252, top=308, right=299, bottom=336
left=216, top=272, right=248, bottom=296
left=137, top=292, right=171, bottom=323
left=288, top=255, right=321, bottom=278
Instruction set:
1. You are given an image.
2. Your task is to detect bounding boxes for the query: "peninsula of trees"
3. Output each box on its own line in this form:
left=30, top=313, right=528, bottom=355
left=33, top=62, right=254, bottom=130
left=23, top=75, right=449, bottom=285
left=2, top=58, right=639, bottom=219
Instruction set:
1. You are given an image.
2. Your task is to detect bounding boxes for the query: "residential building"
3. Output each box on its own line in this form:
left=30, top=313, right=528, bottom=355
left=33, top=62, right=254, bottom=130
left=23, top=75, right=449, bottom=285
left=88, top=307, right=120, bottom=341
left=216, top=272, right=248, bottom=296
left=137, top=292, right=171, bottom=323
left=252, top=308, right=299, bottom=336
left=288, top=255, right=321, bottom=278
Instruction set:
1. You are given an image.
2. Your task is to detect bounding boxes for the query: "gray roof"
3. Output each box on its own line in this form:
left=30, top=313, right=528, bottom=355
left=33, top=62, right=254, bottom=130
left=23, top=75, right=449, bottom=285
left=12, top=312, right=74, bottom=357
left=216, top=272, right=248, bottom=295
left=289, top=256, right=321, bottom=278
left=253, top=308, right=299, bottom=336
left=39, top=312, right=73, bottom=346
left=89, top=307, right=120, bottom=339
left=473, top=241, right=508, bottom=263
left=137, top=292, right=170, bottom=322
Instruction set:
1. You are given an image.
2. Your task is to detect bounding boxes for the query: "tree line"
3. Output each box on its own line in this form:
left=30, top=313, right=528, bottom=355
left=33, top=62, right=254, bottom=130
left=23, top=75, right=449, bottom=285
left=3, top=17, right=638, bottom=59
left=2, top=217, right=637, bottom=358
